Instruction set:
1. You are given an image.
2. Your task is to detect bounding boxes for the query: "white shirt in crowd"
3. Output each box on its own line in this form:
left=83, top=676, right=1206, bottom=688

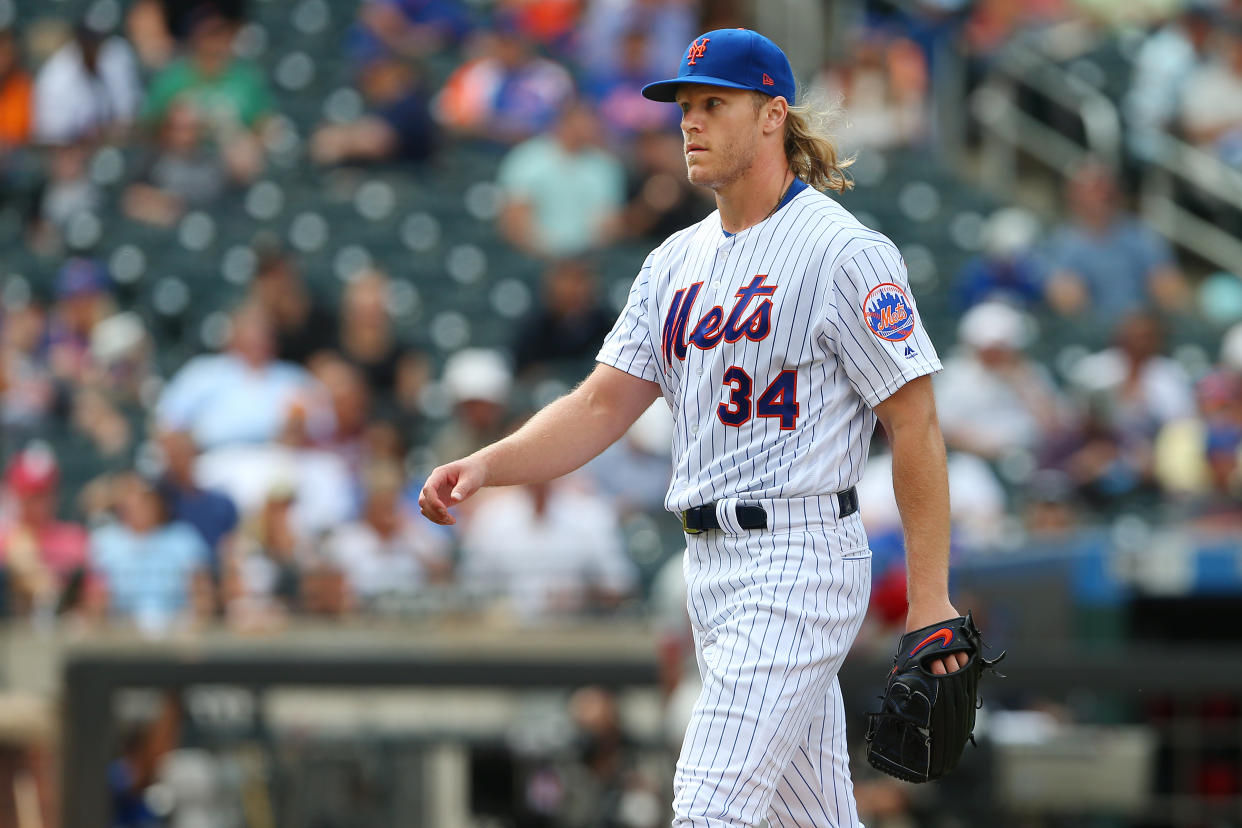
left=324, top=520, right=450, bottom=603
left=195, top=443, right=354, bottom=540
left=460, top=484, right=637, bottom=621
left=34, top=36, right=141, bottom=144
left=935, top=352, right=1066, bottom=456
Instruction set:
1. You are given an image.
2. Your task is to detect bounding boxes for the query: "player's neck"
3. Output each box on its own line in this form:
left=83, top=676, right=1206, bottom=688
left=715, top=156, right=795, bottom=235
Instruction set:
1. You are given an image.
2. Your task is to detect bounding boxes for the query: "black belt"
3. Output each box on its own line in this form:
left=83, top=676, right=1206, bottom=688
left=681, top=487, right=858, bottom=535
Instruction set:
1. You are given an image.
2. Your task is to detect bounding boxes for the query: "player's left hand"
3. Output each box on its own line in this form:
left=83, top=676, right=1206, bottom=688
left=905, top=600, right=968, bottom=675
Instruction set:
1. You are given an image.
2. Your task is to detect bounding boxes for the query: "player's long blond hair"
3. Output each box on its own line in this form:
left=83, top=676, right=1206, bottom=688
left=783, top=101, right=854, bottom=194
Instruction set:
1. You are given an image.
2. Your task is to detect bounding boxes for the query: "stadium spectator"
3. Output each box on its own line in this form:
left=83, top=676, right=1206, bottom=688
left=1059, top=312, right=1194, bottom=509
left=583, top=400, right=674, bottom=515
left=125, top=0, right=177, bottom=70
left=193, top=409, right=355, bottom=543
left=310, top=57, right=436, bottom=166
left=857, top=448, right=1008, bottom=552
left=0, top=301, right=54, bottom=433
left=223, top=483, right=305, bottom=624
left=309, top=355, right=373, bottom=470
left=33, top=24, right=141, bottom=145
left=1043, top=160, right=1189, bottom=318
left=0, top=447, right=89, bottom=617
left=46, top=257, right=115, bottom=389
left=70, top=387, right=134, bottom=461
left=109, top=693, right=182, bottom=828
left=1221, top=319, right=1242, bottom=376
left=435, top=25, right=574, bottom=145
left=332, top=269, right=427, bottom=416
left=1071, top=312, right=1195, bottom=438
left=512, top=259, right=615, bottom=378
left=155, top=303, right=334, bottom=450
left=1021, top=469, right=1081, bottom=538
left=959, top=0, right=1069, bottom=64
left=29, top=143, right=100, bottom=253
left=556, top=686, right=663, bottom=828
left=459, top=479, right=635, bottom=621
left=809, top=27, right=929, bottom=152
left=347, top=0, right=473, bottom=65
left=87, top=310, right=153, bottom=405
left=582, top=28, right=679, bottom=144
left=1153, top=371, right=1242, bottom=522
left=89, top=472, right=212, bottom=635
left=430, top=348, right=513, bottom=464
left=502, top=0, right=581, bottom=56
left=577, top=0, right=696, bottom=84
left=154, top=429, right=238, bottom=578
left=1125, top=2, right=1215, bottom=161
left=496, top=101, right=626, bottom=259
left=123, top=102, right=256, bottom=227
left=935, top=302, right=1070, bottom=461
left=0, top=27, right=32, bottom=149
left=623, top=129, right=715, bottom=242
left=952, top=207, right=1046, bottom=310
left=1180, top=17, right=1242, bottom=166
left=322, top=463, right=450, bottom=611
left=245, top=243, right=338, bottom=366
left=141, top=9, right=271, bottom=173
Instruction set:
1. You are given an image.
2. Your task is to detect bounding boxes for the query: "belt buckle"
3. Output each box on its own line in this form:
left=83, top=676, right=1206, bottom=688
left=681, top=510, right=702, bottom=535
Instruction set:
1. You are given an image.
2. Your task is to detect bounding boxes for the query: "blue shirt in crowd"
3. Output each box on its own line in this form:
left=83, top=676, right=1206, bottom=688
left=90, top=521, right=208, bottom=633
left=1045, top=218, right=1174, bottom=317
left=160, top=480, right=239, bottom=576
left=155, top=353, right=324, bottom=449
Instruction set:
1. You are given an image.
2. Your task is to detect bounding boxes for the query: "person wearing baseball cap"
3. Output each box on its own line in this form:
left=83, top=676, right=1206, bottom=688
left=635, top=27, right=853, bottom=235
left=421, top=26, right=965, bottom=828
left=0, top=446, right=90, bottom=615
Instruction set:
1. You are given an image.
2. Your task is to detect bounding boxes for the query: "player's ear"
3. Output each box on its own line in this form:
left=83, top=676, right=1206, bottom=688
left=763, top=96, right=789, bottom=136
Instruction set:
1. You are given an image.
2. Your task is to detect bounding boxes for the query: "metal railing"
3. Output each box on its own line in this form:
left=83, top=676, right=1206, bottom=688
left=968, top=34, right=1242, bottom=275
left=970, top=38, right=1122, bottom=186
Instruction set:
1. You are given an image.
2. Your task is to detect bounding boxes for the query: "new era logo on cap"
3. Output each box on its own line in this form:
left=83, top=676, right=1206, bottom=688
left=642, top=28, right=797, bottom=105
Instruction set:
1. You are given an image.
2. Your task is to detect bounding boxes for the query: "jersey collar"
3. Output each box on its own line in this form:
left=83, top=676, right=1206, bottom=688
left=720, top=178, right=809, bottom=238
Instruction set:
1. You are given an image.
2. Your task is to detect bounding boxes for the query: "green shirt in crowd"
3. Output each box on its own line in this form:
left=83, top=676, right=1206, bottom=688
left=142, top=57, right=272, bottom=130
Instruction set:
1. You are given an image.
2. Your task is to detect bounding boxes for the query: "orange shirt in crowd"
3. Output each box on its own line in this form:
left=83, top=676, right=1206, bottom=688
left=0, top=70, right=32, bottom=145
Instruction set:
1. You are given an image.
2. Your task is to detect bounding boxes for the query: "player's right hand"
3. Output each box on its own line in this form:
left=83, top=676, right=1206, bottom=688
left=418, top=458, right=486, bottom=525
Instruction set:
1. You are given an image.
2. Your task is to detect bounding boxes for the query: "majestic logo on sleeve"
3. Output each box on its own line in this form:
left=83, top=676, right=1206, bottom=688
left=862, top=283, right=917, bottom=342
left=662, top=275, right=776, bottom=364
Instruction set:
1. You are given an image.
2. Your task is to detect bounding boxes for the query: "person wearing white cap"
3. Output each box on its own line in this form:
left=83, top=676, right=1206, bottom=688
left=430, top=349, right=514, bottom=465
left=934, top=302, right=1069, bottom=461
left=953, top=207, right=1045, bottom=311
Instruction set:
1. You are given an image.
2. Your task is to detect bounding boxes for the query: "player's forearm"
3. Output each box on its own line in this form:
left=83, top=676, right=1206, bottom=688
left=472, top=366, right=659, bottom=487
left=888, top=415, right=952, bottom=608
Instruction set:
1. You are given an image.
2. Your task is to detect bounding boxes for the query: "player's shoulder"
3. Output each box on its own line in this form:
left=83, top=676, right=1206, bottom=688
left=788, top=187, right=904, bottom=269
left=644, top=211, right=721, bottom=269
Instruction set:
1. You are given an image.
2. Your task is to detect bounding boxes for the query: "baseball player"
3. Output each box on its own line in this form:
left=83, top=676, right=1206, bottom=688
left=422, top=28, right=966, bottom=827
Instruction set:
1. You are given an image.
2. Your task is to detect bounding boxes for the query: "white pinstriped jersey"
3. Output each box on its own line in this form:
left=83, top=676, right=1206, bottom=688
left=597, top=181, right=942, bottom=514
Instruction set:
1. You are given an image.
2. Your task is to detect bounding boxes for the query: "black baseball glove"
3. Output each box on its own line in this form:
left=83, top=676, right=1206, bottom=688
left=864, top=611, right=1004, bottom=783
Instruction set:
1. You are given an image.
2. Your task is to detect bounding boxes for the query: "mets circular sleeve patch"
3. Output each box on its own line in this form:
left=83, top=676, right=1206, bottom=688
left=862, top=283, right=917, bottom=342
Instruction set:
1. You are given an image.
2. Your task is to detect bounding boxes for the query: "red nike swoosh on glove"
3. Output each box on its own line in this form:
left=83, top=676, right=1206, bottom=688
left=909, top=628, right=954, bottom=656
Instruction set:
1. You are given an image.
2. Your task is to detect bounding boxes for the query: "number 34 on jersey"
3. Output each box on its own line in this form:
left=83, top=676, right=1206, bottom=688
left=661, top=274, right=801, bottom=430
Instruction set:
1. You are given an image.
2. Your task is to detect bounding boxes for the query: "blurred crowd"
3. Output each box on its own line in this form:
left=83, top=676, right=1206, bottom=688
left=0, top=1, right=1240, bottom=827
left=0, top=0, right=1240, bottom=657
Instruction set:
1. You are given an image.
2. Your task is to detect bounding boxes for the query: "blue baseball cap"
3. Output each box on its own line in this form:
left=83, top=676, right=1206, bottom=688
left=641, top=29, right=796, bottom=105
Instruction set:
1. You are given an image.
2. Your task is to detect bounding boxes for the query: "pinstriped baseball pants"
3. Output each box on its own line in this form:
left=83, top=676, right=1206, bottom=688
left=672, top=495, right=872, bottom=828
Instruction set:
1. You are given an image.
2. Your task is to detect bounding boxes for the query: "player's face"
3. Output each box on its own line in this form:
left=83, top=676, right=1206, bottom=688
left=677, top=85, right=762, bottom=191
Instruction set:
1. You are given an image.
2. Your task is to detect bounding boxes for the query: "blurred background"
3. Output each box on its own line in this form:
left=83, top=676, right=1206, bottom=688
left=1, top=0, right=1242, bottom=825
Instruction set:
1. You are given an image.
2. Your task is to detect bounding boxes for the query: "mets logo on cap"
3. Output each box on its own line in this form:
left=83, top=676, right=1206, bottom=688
left=863, top=283, right=917, bottom=342
left=687, top=37, right=710, bottom=65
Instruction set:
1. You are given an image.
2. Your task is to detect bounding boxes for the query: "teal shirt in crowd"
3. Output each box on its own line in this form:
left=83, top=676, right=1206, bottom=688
left=497, top=135, right=626, bottom=258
